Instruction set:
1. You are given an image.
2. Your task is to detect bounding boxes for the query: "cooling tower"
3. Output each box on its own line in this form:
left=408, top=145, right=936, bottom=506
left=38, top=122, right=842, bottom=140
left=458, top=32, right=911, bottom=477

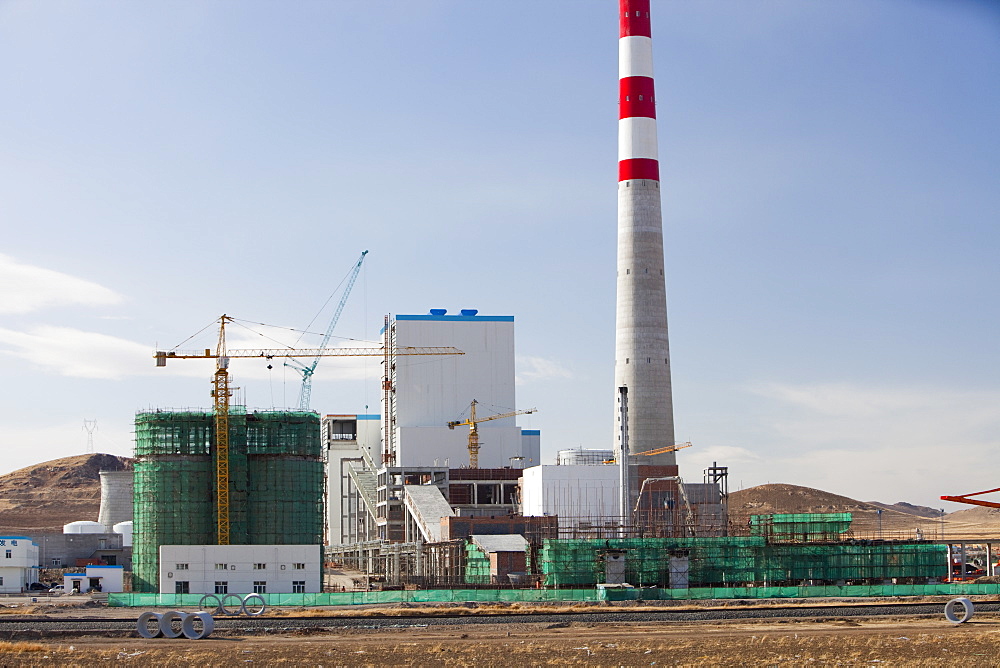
left=98, top=469, right=134, bottom=530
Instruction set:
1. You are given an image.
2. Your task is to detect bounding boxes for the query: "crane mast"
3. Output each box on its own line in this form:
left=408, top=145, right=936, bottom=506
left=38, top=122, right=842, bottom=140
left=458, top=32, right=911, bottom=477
left=447, top=399, right=537, bottom=468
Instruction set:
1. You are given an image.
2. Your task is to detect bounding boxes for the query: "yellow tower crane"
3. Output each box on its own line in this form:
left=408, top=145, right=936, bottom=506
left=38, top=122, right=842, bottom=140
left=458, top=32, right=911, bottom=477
left=155, top=314, right=462, bottom=545
left=447, top=399, right=537, bottom=469
left=603, top=442, right=693, bottom=464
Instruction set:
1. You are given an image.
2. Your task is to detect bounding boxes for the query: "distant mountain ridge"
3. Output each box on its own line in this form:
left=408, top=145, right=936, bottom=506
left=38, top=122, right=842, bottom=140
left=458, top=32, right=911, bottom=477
left=867, top=501, right=944, bottom=519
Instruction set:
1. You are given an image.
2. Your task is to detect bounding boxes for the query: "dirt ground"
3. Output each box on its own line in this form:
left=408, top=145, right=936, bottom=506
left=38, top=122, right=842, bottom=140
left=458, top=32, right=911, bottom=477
left=4, top=614, right=1000, bottom=666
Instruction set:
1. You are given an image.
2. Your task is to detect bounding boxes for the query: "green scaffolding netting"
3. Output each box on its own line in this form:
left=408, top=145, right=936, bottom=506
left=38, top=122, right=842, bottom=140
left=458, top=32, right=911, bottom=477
left=132, top=410, right=324, bottom=593
left=108, top=582, right=1000, bottom=608
left=538, top=537, right=947, bottom=588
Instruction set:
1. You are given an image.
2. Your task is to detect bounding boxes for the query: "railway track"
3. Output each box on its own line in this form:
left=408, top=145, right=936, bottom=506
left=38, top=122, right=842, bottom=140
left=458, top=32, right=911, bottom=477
left=1, top=601, right=997, bottom=637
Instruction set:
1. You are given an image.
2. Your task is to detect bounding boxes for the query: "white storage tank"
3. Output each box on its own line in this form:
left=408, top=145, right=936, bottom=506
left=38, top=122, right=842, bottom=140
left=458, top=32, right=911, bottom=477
left=63, top=521, right=106, bottom=534
left=113, top=521, right=133, bottom=547
left=557, top=448, right=614, bottom=466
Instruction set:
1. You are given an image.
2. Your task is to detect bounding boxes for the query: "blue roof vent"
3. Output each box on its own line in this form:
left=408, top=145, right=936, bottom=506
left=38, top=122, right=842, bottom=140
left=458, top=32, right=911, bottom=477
left=460, top=309, right=479, bottom=316
left=429, top=309, right=447, bottom=316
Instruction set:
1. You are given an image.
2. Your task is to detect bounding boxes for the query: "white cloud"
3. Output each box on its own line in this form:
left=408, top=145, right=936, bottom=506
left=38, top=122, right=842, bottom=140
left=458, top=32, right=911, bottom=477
left=0, top=254, right=122, bottom=314
left=516, top=355, right=573, bottom=385
left=0, top=326, right=164, bottom=379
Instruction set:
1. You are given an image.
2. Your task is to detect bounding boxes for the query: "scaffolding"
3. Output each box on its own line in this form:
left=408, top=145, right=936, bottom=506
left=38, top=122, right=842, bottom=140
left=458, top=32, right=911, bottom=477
left=749, top=513, right=852, bottom=542
left=132, top=409, right=324, bottom=593
left=538, top=535, right=947, bottom=588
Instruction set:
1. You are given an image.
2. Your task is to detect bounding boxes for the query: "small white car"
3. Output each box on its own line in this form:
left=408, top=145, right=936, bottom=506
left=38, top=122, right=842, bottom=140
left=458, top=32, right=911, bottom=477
left=48, top=584, right=65, bottom=593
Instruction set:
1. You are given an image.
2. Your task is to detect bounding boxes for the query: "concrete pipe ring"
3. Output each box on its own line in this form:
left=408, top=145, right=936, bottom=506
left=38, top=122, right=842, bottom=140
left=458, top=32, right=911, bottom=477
left=136, top=611, right=162, bottom=638
left=220, top=593, right=244, bottom=616
left=158, top=610, right=186, bottom=638
left=944, top=597, right=974, bottom=624
left=240, top=593, right=266, bottom=616
left=198, top=594, right=222, bottom=615
left=181, top=611, right=215, bottom=639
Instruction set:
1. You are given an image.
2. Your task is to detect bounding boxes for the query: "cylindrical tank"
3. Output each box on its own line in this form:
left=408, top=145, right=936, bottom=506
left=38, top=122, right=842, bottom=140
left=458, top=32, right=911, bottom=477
left=557, top=448, right=615, bottom=466
left=113, top=521, right=133, bottom=547
left=63, top=520, right=106, bottom=534
left=98, top=470, right=134, bottom=529
left=132, top=411, right=217, bottom=593
left=245, top=412, right=324, bottom=545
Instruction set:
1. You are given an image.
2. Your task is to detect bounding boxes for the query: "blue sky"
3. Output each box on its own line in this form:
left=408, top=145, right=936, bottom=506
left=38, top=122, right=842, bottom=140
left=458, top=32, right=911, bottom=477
left=1, top=1, right=997, bottom=509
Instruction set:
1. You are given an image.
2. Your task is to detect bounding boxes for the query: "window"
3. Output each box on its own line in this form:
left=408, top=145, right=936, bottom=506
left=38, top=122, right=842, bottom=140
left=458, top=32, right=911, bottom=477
left=254, top=563, right=266, bottom=570
left=51, top=558, right=61, bottom=567
left=176, top=563, right=189, bottom=570
left=5, top=550, right=10, bottom=559
left=214, top=563, right=227, bottom=570
left=0, top=577, right=4, bottom=586
left=175, top=581, right=189, bottom=594
left=214, top=581, right=228, bottom=594
left=253, top=581, right=267, bottom=594
left=293, top=563, right=305, bottom=570
left=292, top=581, right=306, bottom=594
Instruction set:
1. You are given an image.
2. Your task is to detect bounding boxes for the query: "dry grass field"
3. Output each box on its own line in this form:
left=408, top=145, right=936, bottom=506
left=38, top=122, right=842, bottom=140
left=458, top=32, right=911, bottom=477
left=3, top=616, right=1000, bottom=666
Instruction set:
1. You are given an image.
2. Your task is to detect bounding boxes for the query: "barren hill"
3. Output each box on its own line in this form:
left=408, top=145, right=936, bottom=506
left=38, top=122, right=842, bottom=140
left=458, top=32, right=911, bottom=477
left=867, top=501, right=943, bottom=519
left=0, top=453, right=131, bottom=534
left=729, top=483, right=997, bottom=540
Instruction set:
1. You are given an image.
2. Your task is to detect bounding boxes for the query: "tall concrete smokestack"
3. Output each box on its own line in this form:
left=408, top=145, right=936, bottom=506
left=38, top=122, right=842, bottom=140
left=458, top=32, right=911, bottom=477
left=615, top=0, right=675, bottom=475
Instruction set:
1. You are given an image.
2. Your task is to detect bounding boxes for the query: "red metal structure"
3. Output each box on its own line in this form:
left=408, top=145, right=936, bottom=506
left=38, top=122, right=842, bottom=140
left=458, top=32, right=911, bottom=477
left=941, top=488, right=1000, bottom=509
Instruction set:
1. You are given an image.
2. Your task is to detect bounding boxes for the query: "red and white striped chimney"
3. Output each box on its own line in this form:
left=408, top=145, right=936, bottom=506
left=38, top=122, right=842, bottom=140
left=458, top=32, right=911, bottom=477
left=614, top=0, right=676, bottom=474
left=618, top=0, right=659, bottom=182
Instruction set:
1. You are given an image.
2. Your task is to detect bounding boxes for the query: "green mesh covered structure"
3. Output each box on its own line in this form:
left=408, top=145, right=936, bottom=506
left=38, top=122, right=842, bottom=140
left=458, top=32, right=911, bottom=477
left=132, top=409, right=323, bottom=593
left=465, top=543, right=491, bottom=585
left=110, top=578, right=1000, bottom=608
left=538, top=535, right=947, bottom=588
left=749, top=513, right=852, bottom=542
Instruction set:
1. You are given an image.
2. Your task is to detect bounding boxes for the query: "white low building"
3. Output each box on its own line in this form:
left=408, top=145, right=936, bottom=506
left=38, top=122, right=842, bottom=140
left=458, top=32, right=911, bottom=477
left=159, top=545, right=322, bottom=595
left=62, top=565, right=124, bottom=593
left=0, top=536, right=39, bottom=593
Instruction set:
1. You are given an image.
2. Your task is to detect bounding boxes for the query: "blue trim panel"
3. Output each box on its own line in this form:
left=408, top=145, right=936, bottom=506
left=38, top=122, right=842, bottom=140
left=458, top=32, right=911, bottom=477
left=395, top=315, right=514, bottom=322
left=521, top=430, right=541, bottom=436
left=357, top=414, right=380, bottom=421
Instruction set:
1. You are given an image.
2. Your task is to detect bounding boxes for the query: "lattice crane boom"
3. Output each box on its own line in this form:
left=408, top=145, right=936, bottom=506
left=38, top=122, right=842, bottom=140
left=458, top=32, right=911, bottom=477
left=447, top=399, right=537, bottom=469
left=285, top=250, right=368, bottom=410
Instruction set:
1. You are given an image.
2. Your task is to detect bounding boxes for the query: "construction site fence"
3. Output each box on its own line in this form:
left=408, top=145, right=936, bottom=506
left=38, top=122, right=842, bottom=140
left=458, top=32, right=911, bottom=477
left=109, top=582, right=1000, bottom=607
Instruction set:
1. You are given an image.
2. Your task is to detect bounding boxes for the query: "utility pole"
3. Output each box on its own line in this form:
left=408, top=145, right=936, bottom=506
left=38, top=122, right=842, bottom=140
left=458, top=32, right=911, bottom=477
left=82, top=419, right=98, bottom=454
left=617, top=386, right=630, bottom=534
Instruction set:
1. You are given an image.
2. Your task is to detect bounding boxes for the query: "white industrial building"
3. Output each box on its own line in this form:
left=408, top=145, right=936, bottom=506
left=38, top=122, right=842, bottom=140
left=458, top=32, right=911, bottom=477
left=0, top=536, right=39, bottom=593
left=519, top=453, right=728, bottom=537
left=325, top=310, right=542, bottom=546
left=158, top=545, right=322, bottom=595
left=385, top=310, right=538, bottom=469
left=323, top=413, right=381, bottom=546
left=520, top=465, right=619, bottom=524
